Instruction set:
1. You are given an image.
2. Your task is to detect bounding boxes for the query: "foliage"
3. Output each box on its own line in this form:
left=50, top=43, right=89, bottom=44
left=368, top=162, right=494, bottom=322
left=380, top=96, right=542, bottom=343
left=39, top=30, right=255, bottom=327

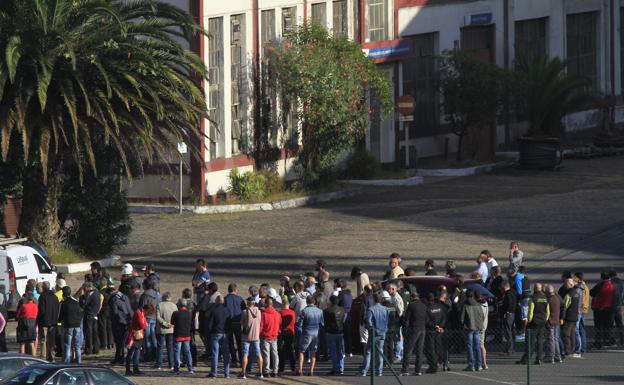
left=344, top=150, right=380, bottom=179
left=49, top=246, right=88, bottom=264
left=228, top=168, right=284, bottom=202
left=512, top=54, right=594, bottom=138
left=0, top=0, right=208, bottom=247
left=437, top=50, right=504, bottom=161
left=59, top=147, right=132, bottom=259
left=266, top=22, right=392, bottom=186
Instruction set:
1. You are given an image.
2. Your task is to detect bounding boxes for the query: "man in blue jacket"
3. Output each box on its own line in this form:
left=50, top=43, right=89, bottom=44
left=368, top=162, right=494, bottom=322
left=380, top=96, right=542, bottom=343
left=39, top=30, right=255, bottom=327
left=360, top=293, right=389, bottom=377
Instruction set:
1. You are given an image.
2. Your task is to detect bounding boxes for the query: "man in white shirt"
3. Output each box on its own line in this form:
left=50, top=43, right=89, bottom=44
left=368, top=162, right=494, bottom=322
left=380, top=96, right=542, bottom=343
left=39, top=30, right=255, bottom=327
left=481, top=250, right=498, bottom=275
left=476, top=254, right=489, bottom=284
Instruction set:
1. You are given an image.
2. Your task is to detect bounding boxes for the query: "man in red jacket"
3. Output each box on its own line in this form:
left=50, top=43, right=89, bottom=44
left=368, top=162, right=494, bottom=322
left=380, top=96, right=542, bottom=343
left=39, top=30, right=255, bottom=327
left=590, top=271, right=615, bottom=348
left=279, top=301, right=296, bottom=373
left=260, top=298, right=282, bottom=377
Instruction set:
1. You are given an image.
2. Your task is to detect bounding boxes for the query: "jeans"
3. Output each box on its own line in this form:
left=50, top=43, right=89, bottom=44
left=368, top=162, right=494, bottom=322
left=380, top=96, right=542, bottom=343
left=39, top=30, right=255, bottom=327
left=360, top=334, right=385, bottom=375
left=394, top=328, right=403, bottom=361
left=574, top=314, right=586, bottom=353
left=261, top=338, right=278, bottom=375
left=157, top=334, right=174, bottom=369
left=466, top=330, right=482, bottom=370
left=343, top=314, right=352, bottom=355
left=83, top=315, right=99, bottom=354
left=126, top=343, right=142, bottom=370
left=211, top=333, right=230, bottom=376
left=63, top=327, right=83, bottom=364
left=278, top=333, right=296, bottom=372
left=546, top=325, right=562, bottom=362
left=326, top=333, right=344, bottom=373
left=145, top=319, right=157, bottom=359
left=174, top=340, right=193, bottom=373
left=402, top=329, right=425, bottom=373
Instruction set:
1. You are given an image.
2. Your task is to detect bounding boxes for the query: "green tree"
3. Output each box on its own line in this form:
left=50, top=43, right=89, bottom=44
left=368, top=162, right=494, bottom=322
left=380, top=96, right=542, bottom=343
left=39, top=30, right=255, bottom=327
left=437, top=49, right=504, bottom=161
left=266, top=22, right=391, bottom=186
left=0, top=0, right=207, bottom=249
left=513, top=54, right=593, bottom=138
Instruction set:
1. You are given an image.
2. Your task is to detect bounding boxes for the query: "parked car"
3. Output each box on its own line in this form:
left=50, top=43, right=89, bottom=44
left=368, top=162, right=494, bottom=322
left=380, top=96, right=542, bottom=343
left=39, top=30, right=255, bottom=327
left=2, top=364, right=135, bottom=385
left=0, top=238, right=57, bottom=313
left=0, top=355, right=47, bottom=382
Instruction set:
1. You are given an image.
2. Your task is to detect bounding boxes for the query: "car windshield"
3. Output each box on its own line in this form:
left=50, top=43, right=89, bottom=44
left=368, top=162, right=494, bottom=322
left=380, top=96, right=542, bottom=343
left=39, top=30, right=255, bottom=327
left=5, top=367, right=50, bottom=384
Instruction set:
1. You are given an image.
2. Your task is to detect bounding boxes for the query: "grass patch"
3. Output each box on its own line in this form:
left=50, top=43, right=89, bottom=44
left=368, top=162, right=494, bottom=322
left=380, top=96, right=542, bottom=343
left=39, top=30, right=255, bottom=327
left=219, top=182, right=351, bottom=205
left=49, top=247, right=89, bottom=264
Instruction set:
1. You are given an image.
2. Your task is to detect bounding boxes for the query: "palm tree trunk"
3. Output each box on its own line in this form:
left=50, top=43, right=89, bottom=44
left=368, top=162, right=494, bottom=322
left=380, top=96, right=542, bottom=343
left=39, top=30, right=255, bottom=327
left=18, top=164, right=62, bottom=251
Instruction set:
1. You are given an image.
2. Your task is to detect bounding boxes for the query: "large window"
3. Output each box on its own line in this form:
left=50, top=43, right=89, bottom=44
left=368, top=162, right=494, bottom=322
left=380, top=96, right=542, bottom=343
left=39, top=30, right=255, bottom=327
left=282, top=7, right=296, bottom=36
left=567, top=12, right=598, bottom=88
left=208, top=17, right=224, bottom=159
left=402, top=33, right=438, bottom=139
left=231, top=14, right=246, bottom=155
left=366, top=0, right=388, bottom=42
left=311, top=2, right=327, bottom=27
left=261, top=10, right=277, bottom=145
left=333, top=0, right=348, bottom=37
left=515, top=17, right=547, bottom=65
left=461, top=25, right=494, bottom=62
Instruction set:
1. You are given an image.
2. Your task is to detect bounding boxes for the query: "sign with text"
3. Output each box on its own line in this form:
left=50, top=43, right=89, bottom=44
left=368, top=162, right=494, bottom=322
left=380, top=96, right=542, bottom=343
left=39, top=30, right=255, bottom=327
left=464, top=12, right=493, bottom=26
left=177, top=142, right=188, bottom=154
left=396, top=95, right=416, bottom=116
left=362, top=39, right=413, bottom=63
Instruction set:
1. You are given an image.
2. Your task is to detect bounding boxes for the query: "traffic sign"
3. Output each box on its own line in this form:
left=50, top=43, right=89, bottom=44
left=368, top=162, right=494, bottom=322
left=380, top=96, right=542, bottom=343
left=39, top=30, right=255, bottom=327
left=177, top=142, right=188, bottom=154
left=396, top=95, right=416, bottom=116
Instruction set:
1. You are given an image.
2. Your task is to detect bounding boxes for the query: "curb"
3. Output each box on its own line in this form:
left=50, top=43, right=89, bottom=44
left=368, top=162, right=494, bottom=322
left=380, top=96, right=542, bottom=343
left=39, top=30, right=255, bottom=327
left=55, top=255, right=122, bottom=274
left=416, top=161, right=513, bottom=177
left=339, top=175, right=424, bottom=187
left=129, top=188, right=364, bottom=215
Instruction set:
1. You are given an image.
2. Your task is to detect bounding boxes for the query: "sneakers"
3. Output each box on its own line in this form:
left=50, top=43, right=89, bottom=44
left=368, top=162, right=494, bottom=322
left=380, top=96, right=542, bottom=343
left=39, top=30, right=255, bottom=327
left=572, top=353, right=582, bottom=358
left=463, top=366, right=475, bottom=372
left=400, top=371, right=410, bottom=376
left=238, top=373, right=247, bottom=379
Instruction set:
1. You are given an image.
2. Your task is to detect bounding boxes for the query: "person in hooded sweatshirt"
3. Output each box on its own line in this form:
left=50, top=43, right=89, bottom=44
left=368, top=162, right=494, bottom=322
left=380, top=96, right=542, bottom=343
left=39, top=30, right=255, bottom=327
left=139, top=279, right=161, bottom=361
left=240, top=297, right=263, bottom=379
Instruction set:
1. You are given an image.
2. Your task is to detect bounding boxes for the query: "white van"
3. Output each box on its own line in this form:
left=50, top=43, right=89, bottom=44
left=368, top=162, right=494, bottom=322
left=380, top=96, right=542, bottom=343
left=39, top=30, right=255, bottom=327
left=0, top=238, right=57, bottom=311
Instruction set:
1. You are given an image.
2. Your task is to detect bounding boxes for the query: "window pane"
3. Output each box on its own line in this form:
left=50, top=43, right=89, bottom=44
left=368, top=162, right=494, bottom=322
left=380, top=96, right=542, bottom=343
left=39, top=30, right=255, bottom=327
left=514, top=17, right=547, bottom=65
left=0, top=359, right=23, bottom=380
left=208, top=17, right=225, bottom=159
left=231, top=14, right=247, bottom=154
left=566, top=12, right=598, bottom=88
left=311, top=3, right=327, bottom=27
left=34, top=254, right=51, bottom=274
left=333, top=1, right=348, bottom=37
left=56, top=370, right=87, bottom=385
left=367, top=0, right=387, bottom=42
left=282, top=7, right=296, bottom=36
left=89, top=370, right=130, bottom=385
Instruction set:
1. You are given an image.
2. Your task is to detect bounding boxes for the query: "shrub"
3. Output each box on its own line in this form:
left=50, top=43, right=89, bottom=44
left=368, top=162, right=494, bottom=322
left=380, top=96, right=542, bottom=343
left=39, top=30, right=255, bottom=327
left=228, top=168, right=283, bottom=201
left=345, top=150, right=380, bottom=179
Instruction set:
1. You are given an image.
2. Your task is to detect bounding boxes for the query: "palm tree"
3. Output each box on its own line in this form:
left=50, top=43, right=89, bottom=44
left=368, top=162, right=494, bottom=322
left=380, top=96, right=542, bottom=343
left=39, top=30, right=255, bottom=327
left=0, top=0, right=208, bottom=248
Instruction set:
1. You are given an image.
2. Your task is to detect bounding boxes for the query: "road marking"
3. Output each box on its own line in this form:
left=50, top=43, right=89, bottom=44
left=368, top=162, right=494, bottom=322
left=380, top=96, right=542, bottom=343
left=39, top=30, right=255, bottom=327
left=124, top=245, right=199, bottom=261
left=447, top=371, right=520, bottom=385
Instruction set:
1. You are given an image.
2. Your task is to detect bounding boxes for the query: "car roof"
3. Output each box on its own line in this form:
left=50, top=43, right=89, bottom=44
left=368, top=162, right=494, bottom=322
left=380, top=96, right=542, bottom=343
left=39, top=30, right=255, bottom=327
left=0, top=354, right=47, bottom=361
left=24, top=363, right=113, bottom=370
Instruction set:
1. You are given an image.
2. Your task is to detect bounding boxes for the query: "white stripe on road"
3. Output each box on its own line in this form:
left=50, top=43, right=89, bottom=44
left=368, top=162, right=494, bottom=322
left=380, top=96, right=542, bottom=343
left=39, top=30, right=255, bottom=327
left=447, top=371, right=520, bottom=385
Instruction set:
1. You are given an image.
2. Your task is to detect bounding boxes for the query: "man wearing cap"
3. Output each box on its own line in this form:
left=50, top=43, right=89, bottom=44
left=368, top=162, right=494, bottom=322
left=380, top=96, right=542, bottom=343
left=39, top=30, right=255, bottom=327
left=119, top=264, right=141, bottom=298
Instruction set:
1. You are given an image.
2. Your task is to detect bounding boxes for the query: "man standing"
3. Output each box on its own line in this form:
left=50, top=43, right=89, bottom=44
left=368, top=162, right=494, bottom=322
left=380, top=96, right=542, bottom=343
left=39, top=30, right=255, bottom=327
left=350, top=267, right=370, bottom=297
left=573, top=272, right=589, bottom=357
left=171, top=299, right=194, bottom=375
left=482, top=250, right=498, bottom=275
left=517, top=283, right=549, bottom=365
left=425, top=293, right=446, bottom=374
left=359, top=293, right=389, bottom=377
left=500, top=282, right=517, bottom=355
left=192, top=259, right=211, bottom=304
left=609, top=270, right=624, bottom=345
left=80, top=283, right=101, bottom=355
left=224, top=283, right=244, bottom=367
left=139, top=279, right=161, bottom=361
left=142, top=264, right=161, bottom=292
left=401, top=293, right=426, bottom=376
left=545, top=284, right=563, bottom=363
left=387, top=283, right=404, bottom=362
left=206, top=296, right=231, bottom=378
left=156, top=293, right=177, bottom=370
left=260, top=298, right=281, bottom=378
left=37, top=281, right=60, bottom=362
left=590, top=272, right=615, bottom=349
left=461, top=289, right=484, bottom=372
left=508, top=242, right=523, bottom=271
left=240, top=298, right=263, bottom=379
left=388, top=253, right=404, bottom=280
left=476, top=254, right=489, bottom=284
left=297, top=296, right=324, bottom=376
left=278, top=301, right=296, bottom=373
left=337, top=279, right=353, bottom=357
left=323, top=295, right=345, bottom=375
left=561, top=278, right=580, bottom=357
left=58, top=287, right=83, bottom=364
left=109, top=285, right=133, bottom=365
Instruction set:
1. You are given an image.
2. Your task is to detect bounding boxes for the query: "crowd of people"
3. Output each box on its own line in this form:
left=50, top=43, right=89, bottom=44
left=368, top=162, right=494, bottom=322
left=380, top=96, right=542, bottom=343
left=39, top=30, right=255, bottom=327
left=0, top=242, right=623, bottom=379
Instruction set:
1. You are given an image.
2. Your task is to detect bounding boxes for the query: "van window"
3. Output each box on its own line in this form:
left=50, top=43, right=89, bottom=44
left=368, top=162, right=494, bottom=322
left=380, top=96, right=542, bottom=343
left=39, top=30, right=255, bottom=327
left=33, top=254, right=52, bottom=274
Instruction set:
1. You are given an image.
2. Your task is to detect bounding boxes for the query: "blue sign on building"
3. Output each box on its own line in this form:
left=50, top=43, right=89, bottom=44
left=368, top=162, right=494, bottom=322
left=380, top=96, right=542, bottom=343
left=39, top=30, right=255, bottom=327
left=467, top=12, right=493, bottom=26
left=365, top=43, right=412, bottom=60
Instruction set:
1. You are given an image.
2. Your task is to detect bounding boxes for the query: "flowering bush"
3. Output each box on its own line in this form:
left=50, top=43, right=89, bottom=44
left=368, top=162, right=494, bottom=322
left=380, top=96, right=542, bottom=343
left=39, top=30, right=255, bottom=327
left=266, top=22, right=391, bottom=186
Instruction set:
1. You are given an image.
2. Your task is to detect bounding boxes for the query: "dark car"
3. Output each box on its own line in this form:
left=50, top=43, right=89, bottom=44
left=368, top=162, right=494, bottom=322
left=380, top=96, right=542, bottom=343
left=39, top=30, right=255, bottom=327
left=2, top=364, right=136, bottom=385
left=0, top=355, right=47, bottom=381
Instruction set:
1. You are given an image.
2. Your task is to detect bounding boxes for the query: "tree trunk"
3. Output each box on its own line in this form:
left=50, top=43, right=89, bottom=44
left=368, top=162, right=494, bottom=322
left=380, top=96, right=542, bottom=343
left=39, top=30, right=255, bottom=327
left=18, top=164, right=62, bottom=251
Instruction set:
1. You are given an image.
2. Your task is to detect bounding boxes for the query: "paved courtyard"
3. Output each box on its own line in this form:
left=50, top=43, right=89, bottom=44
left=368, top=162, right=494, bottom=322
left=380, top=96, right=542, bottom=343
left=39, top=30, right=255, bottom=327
left=117, top=156, right=624, bottom=295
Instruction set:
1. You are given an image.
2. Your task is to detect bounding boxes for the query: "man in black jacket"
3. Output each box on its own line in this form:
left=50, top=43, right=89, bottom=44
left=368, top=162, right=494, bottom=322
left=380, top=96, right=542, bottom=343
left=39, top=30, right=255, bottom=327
left=324, top=295, right=345, bottom=375
left=37, top=281, right=60, bottom=362
left=59, top=286, right=84, bottom=364
left=109, top=286, right=133, bottom=364
left=401, top=293, right=427, bottom=376
left=517, top=283, right=549, bottom=365
left=561, top=278, right=580, bottom=356
left=425, top=293, right=447, bottom=374
left=205, top=296, right=231, bottom=378
left=80, top=283, right=101, bottom=355
left=500, top=282, right=517, bottom=355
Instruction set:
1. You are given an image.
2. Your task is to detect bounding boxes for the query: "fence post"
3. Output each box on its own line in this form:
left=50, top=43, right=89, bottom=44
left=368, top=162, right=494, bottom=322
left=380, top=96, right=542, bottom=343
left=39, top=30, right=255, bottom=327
left=527, top=328, right=531, bottom=385
left=371, top=327, right=375, bottom=385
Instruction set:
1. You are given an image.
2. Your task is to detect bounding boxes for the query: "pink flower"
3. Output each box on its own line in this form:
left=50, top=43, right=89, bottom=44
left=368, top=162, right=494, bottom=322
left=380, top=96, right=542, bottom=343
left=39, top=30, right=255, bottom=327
left=306, top=43, right=314, bottom=49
